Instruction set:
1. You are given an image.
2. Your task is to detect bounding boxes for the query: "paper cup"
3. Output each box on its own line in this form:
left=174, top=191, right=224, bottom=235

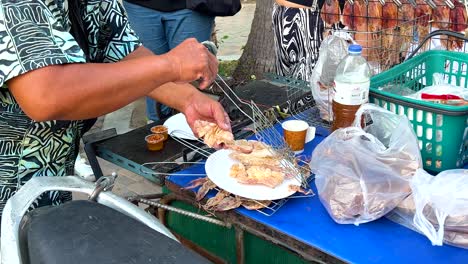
left=282, top=120, right=316, bottom=154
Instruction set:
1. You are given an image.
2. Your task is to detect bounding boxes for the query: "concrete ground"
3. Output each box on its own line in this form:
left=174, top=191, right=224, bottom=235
left=77, top=3, right=256, bottom=199
left=75, top=97, right=162, bottom=199
left=216, top=2, right=256, bottom=61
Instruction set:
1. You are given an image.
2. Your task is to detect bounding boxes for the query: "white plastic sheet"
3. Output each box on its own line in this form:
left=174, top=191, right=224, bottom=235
left=406, top=73, right=468, bottom=101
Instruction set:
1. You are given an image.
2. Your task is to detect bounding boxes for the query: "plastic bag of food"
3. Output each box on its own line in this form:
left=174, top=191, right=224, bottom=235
left=310, top=104, right=422, bottom=225
left=387, top=169, right=468, bottom=248
left=310, top=32, right=350, bottom=121
left=406, top=73, right=468, bottom=102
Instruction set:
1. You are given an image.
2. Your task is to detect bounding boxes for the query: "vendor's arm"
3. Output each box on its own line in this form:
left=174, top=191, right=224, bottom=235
left=7, top=39, right=216, bottom=122
left=124, top=45, right=230, bottom=131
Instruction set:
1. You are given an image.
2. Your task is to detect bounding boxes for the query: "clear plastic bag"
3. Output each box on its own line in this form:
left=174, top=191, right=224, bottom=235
left=387, top=169, right=468, bottom=248
left=310, top=32, right=349, bottom=121
left=406, top=73, right=468, bottom=101
left=310, top=104, right=422, bottom=225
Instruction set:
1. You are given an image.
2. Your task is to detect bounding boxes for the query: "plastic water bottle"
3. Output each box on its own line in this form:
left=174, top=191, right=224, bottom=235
left=331, top=44, right=371, bottom=131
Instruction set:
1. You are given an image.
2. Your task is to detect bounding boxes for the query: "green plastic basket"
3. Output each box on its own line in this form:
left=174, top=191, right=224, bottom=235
left=369, top=50, right=468, bottom=173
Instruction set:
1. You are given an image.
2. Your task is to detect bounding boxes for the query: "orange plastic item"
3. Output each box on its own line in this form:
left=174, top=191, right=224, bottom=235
left=145, top=134, right=165, bottom=151
left=150, top=125, right=169, bottom=141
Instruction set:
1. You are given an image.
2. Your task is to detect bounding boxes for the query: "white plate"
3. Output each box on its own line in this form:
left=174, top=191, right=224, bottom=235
left=163, top=113, right=197, bottom=140
left=205, top=149, right=302, bottom=200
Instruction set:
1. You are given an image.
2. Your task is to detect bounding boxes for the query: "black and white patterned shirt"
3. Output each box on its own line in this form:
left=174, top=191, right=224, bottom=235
left=0, top=0, right=140, bottom=215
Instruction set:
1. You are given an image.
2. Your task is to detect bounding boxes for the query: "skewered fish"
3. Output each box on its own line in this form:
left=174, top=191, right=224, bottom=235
left=321, top=0, right=341, bottom=27
left=448, top=1, right=467, bottom=50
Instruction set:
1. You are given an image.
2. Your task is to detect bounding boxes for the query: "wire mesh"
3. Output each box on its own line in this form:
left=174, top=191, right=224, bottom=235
left=209, top=176, right=315, bottom=217
left=141, top=135, right=314, bottom=216
left=213, top=77, right=313, bottom=187
left=320, top=0, right=468, bottom=75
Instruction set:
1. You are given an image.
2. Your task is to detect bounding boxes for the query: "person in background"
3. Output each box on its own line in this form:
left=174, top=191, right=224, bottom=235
left=0, top=0, right=228, bottom=218
left=123, top=0, right=215, bottom=123
left=273, top=0, right=324, bottom=81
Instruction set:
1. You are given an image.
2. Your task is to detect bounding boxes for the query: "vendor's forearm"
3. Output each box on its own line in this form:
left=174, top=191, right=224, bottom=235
left=125, top=47, right=202, bottom=113
left=147, top=82, right=197, bottom=113
left=7, top=46, right=176, bottom=121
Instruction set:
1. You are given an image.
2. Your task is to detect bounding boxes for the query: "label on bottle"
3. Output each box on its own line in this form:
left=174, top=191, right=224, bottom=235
left=333, top=80, right=370, bottom=105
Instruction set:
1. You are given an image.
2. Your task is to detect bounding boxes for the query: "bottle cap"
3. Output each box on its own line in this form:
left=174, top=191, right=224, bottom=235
left=349, top=44, right=362, bottom=54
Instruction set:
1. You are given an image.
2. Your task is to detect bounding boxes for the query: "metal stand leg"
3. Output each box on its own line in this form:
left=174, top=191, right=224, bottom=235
left=82, top=128, right=117, bottom=180
left=235, top=227, right=245, bottom=264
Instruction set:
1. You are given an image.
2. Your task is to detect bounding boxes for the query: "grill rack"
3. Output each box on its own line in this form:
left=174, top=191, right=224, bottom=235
left=140, top=132, right=315, bottom=217
left=138, top=75, right=332, bottom=216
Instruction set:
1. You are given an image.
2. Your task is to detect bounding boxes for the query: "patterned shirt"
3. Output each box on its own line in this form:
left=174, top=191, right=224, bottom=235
left=0, top=0, right=140, bottom=215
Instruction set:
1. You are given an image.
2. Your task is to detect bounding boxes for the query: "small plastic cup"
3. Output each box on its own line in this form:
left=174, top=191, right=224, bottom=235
left=145, top=134, right=165, bottom=151
left=282, top=120, right=316, bottom=154
left=150, top=125, right=168, bottom=141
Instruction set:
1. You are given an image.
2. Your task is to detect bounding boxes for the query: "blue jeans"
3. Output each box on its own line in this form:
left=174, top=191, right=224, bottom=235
left=123, top=2, right=214, bottom=121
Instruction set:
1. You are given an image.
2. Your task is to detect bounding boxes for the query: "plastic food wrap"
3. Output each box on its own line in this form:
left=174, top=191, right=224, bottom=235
left=310, top=33, right=350, bottom=121
left=406, top=73, right=468, bottom=105
left=310, top=104, right=422, bottom=225
left=387, top=169, right=468, bottom=249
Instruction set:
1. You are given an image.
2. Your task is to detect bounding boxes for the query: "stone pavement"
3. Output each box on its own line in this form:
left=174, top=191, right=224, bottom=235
left=77, top=3, right=256, bottom=198
left=216, top=2, right=256, bottom=61
left=75, top=101, right=161, bottom=199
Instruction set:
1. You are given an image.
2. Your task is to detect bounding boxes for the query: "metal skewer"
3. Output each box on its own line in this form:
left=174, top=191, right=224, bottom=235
left=444, top=0, right=455, bottom=8
left=407, top=0, right=418, bottom=7
left=392, top=0, right=402, bottom=7
left=424, top=0, right=437, bottom=9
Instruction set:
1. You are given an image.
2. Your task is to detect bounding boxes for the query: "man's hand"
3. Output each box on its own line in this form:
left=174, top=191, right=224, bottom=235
left=165, top=38, right=218, bottom=89
left=182, top=91, right=231, bottom=137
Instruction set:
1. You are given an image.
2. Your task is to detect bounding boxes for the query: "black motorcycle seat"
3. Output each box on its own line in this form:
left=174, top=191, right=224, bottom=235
left=20, top=200, right=211, bottom=264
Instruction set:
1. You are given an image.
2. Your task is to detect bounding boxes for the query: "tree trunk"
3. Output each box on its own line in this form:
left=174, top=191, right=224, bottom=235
left=233, top=0, right=275, bottom=84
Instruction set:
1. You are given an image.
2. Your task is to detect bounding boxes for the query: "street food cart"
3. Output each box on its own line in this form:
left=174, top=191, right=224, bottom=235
left=86, top=74, right=468, bottom=263
left=84, top=1, right=468, bottom=261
